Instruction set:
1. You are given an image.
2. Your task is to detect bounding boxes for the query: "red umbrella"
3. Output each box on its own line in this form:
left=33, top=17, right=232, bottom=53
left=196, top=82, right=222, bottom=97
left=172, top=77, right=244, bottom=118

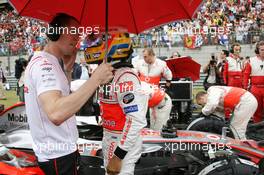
left=9, top=0, right=203, bottom=34
left=166, top=56, right=201, bottom=81
left=9, top=0, right=203, bottom=62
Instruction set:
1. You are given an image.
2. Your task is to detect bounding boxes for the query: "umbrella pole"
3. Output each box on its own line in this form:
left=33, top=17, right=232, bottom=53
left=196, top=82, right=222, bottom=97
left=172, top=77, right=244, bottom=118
left=104, top=0, right=109, bottom=63
left=158, top=30, right=161, bottom=57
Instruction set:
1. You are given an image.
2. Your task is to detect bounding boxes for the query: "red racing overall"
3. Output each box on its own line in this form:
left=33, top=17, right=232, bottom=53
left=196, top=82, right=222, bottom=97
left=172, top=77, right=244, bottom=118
left=223, top=54, right=243, bottom=88
left=134, top=58, right=172, bottom=86
left=243, top=56, right=264, bottom=123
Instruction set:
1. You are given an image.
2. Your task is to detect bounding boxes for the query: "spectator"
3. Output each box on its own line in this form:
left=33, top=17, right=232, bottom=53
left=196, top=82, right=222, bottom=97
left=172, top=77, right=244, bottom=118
left=171, top=51, right=181, bottom=58
left=0, top=61, right=6, bottom=100
left=203, top=54, right=220, bottom=90
left=1, top=1, right=264, bottom=52
left=217, top=50, right=229, bottom=85
left=16, top=58, right=28, bottom=102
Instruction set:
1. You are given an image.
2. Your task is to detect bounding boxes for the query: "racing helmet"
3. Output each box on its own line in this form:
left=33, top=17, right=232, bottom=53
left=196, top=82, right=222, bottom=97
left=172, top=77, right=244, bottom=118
left=84, top=33, right=133, bottom=64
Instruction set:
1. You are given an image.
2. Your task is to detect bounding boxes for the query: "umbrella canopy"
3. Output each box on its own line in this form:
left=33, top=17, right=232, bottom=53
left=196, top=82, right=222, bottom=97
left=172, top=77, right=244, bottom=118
left=9, top=0, right=203, bottom=34
left=166, top=56, right=201, bottom=81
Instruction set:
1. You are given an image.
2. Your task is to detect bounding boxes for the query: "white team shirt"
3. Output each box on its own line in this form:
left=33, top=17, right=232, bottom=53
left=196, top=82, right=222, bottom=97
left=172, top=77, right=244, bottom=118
left=202, top=86, right=234, bottom=117
left=133, top=58, right=172, bottom=81
left=24, top=51, right=78, bottom=162
left=248, top=56, right=264, bottom=76
left=226, top=56, right=243, bottom=72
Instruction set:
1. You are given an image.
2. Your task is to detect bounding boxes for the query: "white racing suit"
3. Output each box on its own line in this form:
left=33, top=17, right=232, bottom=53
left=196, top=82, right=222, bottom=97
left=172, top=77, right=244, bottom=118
left=141, top=82, right=172, bottom=131
left=150, top=93, right=172, bottom=131
left=99, top=67, right=148, bottom=175
left=202, top=86, right=257, bottom=139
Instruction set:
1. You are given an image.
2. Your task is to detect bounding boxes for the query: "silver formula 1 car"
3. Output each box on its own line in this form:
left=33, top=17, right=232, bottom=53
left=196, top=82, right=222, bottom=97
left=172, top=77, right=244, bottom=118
left=0, top=103, right=264, bottom=175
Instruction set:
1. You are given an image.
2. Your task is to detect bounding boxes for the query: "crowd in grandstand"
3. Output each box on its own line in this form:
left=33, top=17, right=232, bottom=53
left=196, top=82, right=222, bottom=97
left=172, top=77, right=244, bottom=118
left=0, top=0, right=263, bottom=55
left=0, top=8, right=46, bottom=55
left=133, top=0, right=264, bottom=48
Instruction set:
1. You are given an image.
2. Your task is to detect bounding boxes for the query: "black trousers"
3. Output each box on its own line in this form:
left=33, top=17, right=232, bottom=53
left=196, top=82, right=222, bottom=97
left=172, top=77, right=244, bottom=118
left=38, top=151, right=79, bottom=175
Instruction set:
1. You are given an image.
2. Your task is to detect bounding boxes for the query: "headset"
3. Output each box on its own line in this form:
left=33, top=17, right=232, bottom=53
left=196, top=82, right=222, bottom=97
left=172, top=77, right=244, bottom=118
left=230, top=43, right=241, bottom=54
left=46, top=17, right=62, bottom=42
left=46, top=13, right=73, bottom=42
left=222, top=50, right=229, bottom=57
left=255, top=41, right=264, bottom=54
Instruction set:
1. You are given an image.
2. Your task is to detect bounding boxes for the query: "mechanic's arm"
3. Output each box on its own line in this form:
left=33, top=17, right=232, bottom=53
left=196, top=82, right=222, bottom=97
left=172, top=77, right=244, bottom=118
left=243, top=61, right=251, bottom=90
left=38, top=63, right=113, bottom=126
left=162, top=63, right=172, bottom=87
left=202, top=88, right=222, bottom=116
left=223, top=62, right=229, bottom=85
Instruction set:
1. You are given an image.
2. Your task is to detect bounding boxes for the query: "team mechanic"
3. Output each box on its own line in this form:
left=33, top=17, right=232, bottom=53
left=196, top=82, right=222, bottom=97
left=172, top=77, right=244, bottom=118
left=133, top=48, right=172, bottom=87
left=223, top=43, right=243, bottom=88
left=196, top=86, right=257, bottom=140
left=243, top=41, right=264, bottom=123
left=133, top=48, right=173, bottom=131
left=141, top=81, right=172, bottom=131
left=24, top=14, right=113, bottom=174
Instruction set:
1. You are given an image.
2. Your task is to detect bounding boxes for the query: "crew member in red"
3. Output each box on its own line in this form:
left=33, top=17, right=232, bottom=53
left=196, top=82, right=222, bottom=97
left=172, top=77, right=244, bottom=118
left=141, top=82, right=172, bottom=131
left=223, top=43, right=243, bottom=87
left=196, top=86, right=257, bottom=140
left=133, top=48, right=172, bottom=88
left=243, top=41, right=264, bottom=123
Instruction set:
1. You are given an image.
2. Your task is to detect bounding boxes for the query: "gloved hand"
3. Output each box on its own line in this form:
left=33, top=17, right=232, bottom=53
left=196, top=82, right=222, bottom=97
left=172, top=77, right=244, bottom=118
left=106, top=155, right=122, bottom=175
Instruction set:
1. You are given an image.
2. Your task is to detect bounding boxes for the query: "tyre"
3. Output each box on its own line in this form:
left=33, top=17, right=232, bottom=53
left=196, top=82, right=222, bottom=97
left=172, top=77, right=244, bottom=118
left=78, top=156, right=104, bottom=175
left=187, top=116, right=234, bottom=138
left=198, top=158, right=259, bottom=175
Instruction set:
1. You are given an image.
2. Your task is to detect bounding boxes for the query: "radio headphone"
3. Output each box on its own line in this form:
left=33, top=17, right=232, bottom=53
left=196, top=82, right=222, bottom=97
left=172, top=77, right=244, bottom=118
left=46, top=13, right=74, bottom=42
left=255, top=41, right=264, bottom=54
left=230, top=43, right=241, bottom=54
left=46, top=16, right=62, bottom=42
